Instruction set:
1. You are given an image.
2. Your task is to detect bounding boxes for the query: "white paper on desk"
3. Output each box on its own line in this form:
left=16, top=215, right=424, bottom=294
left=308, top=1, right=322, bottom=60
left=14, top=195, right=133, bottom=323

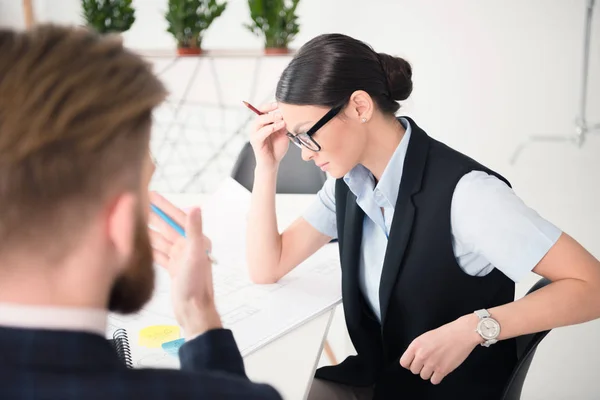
left=108, top=178, right=342, bottom=368
left=200, top=177, right=251, bottom=269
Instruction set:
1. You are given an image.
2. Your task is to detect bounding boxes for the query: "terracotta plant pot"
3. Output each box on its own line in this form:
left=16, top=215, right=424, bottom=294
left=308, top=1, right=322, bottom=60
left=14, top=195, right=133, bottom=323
left=264, top=47, right=289, bottom=55
left=177, top=47, right=202, bottom=56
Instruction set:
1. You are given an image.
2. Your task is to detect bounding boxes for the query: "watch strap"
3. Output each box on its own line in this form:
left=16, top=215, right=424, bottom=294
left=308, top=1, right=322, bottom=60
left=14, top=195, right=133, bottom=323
left=481, top=338, right=498, bottom=347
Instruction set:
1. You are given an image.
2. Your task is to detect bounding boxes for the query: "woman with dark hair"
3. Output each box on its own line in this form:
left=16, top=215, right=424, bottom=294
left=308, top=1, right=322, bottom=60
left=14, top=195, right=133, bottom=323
left=244, top=33, right=600, bottom=399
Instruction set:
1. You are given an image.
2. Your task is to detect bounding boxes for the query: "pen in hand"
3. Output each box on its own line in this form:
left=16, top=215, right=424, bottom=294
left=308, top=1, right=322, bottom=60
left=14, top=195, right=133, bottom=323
left=242, top=100, right=265, bottom=116
left=150, top=203, right=217, bottom=264
left=242, top=100, right=338, bottom=244
left=151, top=203, right=185, bottom=237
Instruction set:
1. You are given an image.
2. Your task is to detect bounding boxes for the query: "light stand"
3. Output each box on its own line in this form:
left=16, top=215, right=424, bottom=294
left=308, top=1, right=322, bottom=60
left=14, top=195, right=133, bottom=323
left=510, top=0, right=598, bottom=164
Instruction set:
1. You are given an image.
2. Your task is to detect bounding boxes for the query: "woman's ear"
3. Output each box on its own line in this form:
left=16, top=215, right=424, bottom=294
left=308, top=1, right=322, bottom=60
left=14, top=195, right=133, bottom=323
left=348, top=90, right=374, bottom=123
left=105, top=192, right=137, bottom=274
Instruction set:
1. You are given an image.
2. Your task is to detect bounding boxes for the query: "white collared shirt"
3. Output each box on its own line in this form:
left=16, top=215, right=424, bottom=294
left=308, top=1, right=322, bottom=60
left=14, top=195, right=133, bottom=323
left=0, top=302, right=107, bottom=336
left=303, top=118, right=562, bottom=321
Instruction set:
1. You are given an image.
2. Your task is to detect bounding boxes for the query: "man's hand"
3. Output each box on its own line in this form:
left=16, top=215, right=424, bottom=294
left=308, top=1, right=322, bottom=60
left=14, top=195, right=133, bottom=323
left=399, top=315, right=482, bottom=385
left=148, top=192, right=222, bottom=340
left=169, top=207, right=222, bottom=339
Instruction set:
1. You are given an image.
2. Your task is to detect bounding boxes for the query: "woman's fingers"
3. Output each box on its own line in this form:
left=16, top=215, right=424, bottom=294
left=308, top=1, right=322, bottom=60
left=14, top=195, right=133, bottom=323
left=410, top=357, right=425, bottom=375
left=257, top=101, right=279, bottom=114
left=252, top=119, right=287, bottom=144
left=430, top=371, right=445, bottom=385
left=253, top=110, right=283, bottom=131
left=420, top=365, right=434, bottom=381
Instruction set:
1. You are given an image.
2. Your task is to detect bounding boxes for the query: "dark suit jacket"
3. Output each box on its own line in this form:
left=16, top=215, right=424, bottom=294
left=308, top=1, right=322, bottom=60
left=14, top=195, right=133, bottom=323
left=0, top=326, right=281, bottom=399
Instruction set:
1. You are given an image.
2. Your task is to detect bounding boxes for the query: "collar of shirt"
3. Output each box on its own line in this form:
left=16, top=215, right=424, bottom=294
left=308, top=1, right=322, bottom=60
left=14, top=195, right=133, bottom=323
left=343, top=117, right=412, bottom=209
left=0, top=302, right=108, bottom=336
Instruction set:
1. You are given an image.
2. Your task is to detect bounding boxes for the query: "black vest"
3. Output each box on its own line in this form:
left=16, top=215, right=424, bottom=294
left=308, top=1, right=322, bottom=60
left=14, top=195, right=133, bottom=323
left=315, top=117, right=517, bottom=399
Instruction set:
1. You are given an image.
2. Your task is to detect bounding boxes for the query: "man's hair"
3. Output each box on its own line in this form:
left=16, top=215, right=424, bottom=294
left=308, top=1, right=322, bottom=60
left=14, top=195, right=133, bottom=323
left=0, top=25, right=167, bottom=258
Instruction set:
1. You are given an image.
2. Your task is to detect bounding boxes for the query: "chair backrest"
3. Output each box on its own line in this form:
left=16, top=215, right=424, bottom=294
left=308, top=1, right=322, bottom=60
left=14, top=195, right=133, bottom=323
left=231, top=142, right=327, bottom=194
left=500, top=277, right=552, bottom=400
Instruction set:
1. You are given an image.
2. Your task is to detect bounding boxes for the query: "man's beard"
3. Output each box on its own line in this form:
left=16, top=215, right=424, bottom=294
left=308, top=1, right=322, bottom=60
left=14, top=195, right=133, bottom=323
left=108, top=213, right=155, bottom=314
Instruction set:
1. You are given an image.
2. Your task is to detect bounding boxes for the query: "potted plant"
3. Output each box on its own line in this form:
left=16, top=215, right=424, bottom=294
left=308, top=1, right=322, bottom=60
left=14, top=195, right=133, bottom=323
left=245, top=0, right=300, bottom=55
left=82, top=0, right=136, bottom=34
left=166, top=0, right=228, bottom=56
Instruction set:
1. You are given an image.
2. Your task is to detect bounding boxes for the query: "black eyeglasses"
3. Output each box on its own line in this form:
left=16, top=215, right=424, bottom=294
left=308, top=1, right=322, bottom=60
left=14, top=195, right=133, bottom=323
left=286, top=105, right=343, bottom=152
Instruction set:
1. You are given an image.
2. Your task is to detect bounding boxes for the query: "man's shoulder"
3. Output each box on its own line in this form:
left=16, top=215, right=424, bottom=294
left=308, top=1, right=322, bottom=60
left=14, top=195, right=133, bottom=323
left=0, top=367, right=281, bottom=400
left=126, top=367, right=281, bottom=398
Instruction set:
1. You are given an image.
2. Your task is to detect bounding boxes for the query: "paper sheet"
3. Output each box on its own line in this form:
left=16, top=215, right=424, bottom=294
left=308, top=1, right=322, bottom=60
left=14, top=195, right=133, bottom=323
left=108, top=178, right=341, bottom=368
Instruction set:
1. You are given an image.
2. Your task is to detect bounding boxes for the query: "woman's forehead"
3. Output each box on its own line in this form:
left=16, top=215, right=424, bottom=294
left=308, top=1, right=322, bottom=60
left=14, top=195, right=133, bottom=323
left=279, top=104, right=330, bottom=131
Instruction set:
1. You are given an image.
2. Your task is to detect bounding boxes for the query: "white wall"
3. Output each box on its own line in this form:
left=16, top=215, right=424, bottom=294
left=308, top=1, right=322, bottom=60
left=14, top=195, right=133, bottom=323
left=2, top=1, right=600, bottom=398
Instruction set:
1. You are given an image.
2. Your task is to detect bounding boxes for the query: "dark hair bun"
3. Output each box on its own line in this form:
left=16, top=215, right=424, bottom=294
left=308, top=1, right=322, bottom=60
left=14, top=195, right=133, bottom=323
left=377, top=53, right=413, bottom=101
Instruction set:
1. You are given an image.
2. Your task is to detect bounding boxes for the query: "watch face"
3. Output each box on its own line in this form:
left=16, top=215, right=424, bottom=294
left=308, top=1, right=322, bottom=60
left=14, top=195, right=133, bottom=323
left=479, top=319, right=500, bottom=339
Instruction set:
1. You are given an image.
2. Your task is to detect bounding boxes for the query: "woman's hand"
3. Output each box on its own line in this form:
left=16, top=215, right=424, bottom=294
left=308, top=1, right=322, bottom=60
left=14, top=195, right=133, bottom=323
left=399, top=315, right=482, bottom=385
left=250, top=102, right=289, bottom=170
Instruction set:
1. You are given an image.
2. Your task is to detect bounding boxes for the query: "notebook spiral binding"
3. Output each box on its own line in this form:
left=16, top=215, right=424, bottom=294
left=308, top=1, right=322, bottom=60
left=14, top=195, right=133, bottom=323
left=111, top=328, right=133, bottom=369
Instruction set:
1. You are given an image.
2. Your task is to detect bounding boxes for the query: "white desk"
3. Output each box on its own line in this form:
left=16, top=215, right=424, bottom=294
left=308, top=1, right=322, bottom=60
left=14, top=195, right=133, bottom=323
left=166, top=193, right=337, bottom=400
left=117, top=192, right=339, bottom=400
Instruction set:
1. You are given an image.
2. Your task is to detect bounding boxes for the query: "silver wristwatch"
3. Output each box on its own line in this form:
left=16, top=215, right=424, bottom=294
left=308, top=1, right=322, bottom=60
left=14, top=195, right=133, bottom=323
left=474, top=309, right=500, bottom=347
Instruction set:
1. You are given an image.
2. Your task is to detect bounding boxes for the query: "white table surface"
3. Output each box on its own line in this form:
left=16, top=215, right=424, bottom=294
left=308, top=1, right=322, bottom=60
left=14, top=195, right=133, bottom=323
left=162, top=192, right=338, bottom=400
left=162, top=192, right=316, bottom=230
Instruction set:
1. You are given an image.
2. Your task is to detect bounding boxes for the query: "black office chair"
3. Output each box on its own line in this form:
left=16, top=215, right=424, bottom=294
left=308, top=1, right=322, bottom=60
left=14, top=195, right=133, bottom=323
left=231, top=142, right=326, bottom=194
left=500, top=277, right=552, bottom=400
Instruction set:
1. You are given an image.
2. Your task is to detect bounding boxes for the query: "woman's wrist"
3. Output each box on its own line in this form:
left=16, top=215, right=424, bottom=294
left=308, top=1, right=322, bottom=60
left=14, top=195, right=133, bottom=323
left=457, top=313, right=485, bottom=347
left=254, top=163, right=279, bottom=177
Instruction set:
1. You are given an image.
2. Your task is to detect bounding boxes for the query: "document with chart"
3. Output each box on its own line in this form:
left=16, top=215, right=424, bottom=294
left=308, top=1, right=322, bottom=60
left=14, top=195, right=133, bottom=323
left=107, top=179, right=342, bottom=368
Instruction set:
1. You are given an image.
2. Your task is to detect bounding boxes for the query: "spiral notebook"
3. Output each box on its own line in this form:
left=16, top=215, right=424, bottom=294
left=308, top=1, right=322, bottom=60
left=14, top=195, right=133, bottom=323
left=109, top=328, right=133, bottom=368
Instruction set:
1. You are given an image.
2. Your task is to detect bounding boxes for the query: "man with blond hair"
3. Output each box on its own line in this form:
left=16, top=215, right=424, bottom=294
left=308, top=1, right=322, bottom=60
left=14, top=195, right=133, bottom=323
left=0, top=25, right=280, bottom=399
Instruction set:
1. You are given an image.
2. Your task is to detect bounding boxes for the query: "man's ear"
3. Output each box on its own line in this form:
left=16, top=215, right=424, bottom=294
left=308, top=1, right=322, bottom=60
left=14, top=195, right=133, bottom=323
left=106, top=192, right=137, bottom=274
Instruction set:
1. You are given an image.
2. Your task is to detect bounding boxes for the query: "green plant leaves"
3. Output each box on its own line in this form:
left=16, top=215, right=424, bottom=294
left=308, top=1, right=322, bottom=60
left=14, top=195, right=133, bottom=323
left=82, top=0, right=136, bottom=34
left=82, top=0, right=298, bottom=50
left=246, top=0, right=300, bottom=48
left=165, top=0, right=228, bottom=48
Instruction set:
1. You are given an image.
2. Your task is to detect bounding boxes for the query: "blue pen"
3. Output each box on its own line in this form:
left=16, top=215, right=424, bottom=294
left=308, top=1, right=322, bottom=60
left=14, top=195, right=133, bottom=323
left=150, top=204, right=186, bottom=237
left=150, top=203, right=217, bottom=264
